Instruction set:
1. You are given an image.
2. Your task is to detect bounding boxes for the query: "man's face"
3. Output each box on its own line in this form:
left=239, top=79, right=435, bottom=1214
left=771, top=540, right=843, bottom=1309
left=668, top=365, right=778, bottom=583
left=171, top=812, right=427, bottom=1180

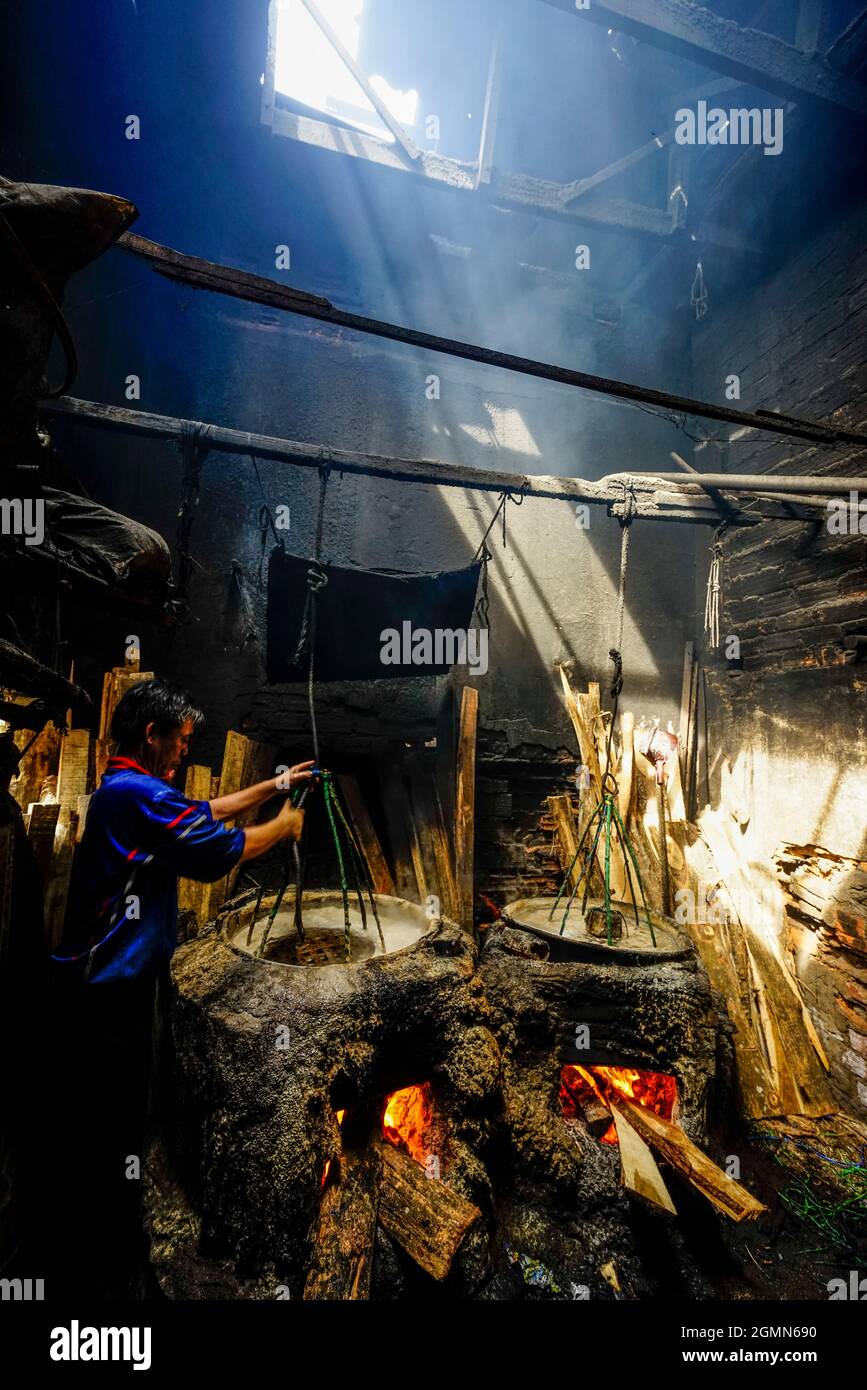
left=145, top=718, right=194, bottom=782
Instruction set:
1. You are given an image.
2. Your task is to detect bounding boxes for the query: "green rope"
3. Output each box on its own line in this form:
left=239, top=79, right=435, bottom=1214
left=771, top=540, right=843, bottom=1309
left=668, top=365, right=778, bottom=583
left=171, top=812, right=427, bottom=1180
left=753, top=1130, right=867, bottom=1256
left=331, top=788, right=386, bottom=953
left=560, top=803, right=605, bottom=935
left=610, top=800, right=656, bottom=945
left=322, top=775, right=352, bottom=961
left=604, top=797, right=613, bottom=944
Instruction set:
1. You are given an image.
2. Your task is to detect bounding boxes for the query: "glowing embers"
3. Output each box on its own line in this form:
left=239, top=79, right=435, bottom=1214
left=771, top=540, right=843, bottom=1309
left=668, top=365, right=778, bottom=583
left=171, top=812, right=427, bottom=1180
left=560, top=1065, right=677, bottom=1146
left=382, top=1083, right=434, bottom=1169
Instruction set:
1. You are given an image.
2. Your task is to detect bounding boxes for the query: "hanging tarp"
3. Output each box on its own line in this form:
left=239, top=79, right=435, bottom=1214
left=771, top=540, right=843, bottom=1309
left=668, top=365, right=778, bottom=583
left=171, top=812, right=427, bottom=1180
left=266, top=547, right=482, bottom=682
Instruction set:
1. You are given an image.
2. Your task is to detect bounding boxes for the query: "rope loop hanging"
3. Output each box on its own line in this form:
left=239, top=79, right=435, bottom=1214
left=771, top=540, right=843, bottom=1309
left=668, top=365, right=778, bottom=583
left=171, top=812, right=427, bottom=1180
left=251, top=452, right=284, bottom=590
left=704, top=519, right=728, bottom=650
left=473, top=488, right=523, bottom=634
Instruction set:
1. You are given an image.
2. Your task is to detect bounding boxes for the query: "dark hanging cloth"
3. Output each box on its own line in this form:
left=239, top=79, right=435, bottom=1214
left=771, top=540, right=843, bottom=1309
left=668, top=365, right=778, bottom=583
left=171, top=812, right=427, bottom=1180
left=265, top=547, right=482, bottom=682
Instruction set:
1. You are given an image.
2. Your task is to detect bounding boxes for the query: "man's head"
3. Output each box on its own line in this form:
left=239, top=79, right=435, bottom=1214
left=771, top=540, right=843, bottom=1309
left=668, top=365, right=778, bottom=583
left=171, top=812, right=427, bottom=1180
left=110, top=679, right=204, bottom=782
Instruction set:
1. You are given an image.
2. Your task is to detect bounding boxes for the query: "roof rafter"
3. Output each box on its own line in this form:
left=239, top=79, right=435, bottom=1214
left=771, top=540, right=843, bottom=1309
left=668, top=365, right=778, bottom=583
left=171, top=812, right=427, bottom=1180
left=539, top=0, right=867, bottom=115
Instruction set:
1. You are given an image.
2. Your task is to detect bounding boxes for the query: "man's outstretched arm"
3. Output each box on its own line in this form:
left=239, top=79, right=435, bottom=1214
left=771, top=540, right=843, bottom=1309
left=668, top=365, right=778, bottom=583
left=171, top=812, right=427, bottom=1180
left=209, top=761, right=315, bottom=822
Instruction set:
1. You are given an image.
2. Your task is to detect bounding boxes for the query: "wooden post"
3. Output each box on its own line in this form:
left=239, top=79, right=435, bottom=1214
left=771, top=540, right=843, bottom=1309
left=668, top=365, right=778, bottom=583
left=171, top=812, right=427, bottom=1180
left=57, top=729, right=91, bottom=808
left=454, top=687, right=478, bottom=936
left=178, top=764, right=213, bottom=928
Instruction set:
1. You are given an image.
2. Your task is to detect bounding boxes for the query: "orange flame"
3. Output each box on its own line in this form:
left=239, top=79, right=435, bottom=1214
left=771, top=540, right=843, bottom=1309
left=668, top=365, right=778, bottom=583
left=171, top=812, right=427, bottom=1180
left=382, top=1083, right=432, bottom=1165
left=560, top=1065, right=676, bottom=1145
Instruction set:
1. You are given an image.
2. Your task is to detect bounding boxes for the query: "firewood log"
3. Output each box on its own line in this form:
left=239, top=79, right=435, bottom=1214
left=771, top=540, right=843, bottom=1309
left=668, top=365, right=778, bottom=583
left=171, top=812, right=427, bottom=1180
left=378, top=1142, right=481, bottom=1281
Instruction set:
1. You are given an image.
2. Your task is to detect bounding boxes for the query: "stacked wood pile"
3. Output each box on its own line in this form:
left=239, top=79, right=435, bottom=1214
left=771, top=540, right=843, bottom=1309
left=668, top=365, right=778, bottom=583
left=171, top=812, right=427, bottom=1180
left=12, top=657, right=151, bottom=948
left=550, top=666, right=689, bottom=916
left=374, top=686, right=478, bottom=933
left=774, top=843, right=867, bottom=1115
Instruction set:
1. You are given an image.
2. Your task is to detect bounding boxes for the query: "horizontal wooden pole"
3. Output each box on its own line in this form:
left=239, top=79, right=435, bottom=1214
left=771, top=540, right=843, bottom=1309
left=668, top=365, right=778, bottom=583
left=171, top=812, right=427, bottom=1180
left=42, top=396, right=840, bottom=526
left=651, top=471, right=867, bottom=496
left=115, top=233, right=867, bottom=451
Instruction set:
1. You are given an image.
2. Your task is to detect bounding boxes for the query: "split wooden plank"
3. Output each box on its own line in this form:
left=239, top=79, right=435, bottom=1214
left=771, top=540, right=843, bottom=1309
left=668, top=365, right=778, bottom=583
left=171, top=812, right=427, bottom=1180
left=612, top=1099, right=767, bottom=1223
left=178, top=764, right=213, bottom=926
left=559, top=666, right=602, bottom=796
left=612, top=1105, right=677, bottom=1215
left=680, top=917, right=766, bottom=1123
left=12, top=719, right=61, bottom=812
left=406, top=752, right=457, bottom=920
left=617, top=711, right=634, bottom=825
left=207, top=731, right=255, bottom=917
left=95, top=666, right=153, bottom=780
left=435, top=684, right=456, bottom=843
left=547, top=794, right=584, bottom=891
left=25, top=803, right=61, bottom=886
left=304, top=1135, right=383, bottom=1301
left=746, top=933, right=833, bottom=1117
left=379, top=754, right=423, bottom=901
left=337, top=774, right=395, bottom=895
left=57, top=729, right=91, bottom=808
left=224, top=739, right=276, bottom=899
left=454, top=686, right=478, bottom=934
left=678, top=641, right=696, bottom=789
left=41, top=806, right=79, bottom=951
left=378, top=1142, right=481, bottom=1281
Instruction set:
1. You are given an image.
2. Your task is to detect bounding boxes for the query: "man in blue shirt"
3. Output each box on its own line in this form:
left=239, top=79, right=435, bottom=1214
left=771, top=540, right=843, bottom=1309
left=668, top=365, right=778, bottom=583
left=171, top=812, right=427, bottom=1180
left=46, top=679, right=310, bottom=1298
left=56, top=679, right=307, bottom=982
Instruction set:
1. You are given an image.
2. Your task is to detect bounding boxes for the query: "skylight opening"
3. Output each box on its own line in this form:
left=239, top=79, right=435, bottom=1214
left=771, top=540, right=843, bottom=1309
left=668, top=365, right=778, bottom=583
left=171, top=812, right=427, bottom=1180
left=273, top=0, right=419, bottom=143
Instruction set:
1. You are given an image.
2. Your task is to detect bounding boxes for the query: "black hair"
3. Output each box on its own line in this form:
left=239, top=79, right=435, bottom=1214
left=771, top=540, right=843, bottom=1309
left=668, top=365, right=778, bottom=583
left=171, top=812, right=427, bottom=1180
left=110, top=678, right=204, bottom=748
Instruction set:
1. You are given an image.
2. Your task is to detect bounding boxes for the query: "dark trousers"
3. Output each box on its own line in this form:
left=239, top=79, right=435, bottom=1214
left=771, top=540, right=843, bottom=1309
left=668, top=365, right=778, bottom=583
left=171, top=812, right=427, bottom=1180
left=36, top=970, right=161, bottom=1300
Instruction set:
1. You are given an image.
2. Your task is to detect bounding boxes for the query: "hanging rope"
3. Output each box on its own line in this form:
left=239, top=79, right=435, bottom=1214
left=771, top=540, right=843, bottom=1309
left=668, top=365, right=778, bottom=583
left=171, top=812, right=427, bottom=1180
left=704, top=521, right=727, bottom=650
left=251, top=453, right=283, bottom=592
left=548, top=497, right=656, bottom=948
left=291, top=465, right=330, bottom=763
left=690, top=259, right=708, bottom=321
left=473, top=489, right=522, bottom=634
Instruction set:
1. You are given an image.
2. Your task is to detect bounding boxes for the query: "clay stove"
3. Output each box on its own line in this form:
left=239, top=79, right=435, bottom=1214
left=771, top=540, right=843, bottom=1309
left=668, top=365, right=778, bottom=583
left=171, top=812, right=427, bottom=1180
left=144, top=875, right=725, bottom=1300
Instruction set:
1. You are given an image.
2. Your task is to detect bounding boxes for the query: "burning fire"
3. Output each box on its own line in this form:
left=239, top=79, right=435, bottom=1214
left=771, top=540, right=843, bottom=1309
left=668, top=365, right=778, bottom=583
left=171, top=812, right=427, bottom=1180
left=560, top=1065, right=676, bottom=1145
left=382, top=1083, right=432, bottom=1166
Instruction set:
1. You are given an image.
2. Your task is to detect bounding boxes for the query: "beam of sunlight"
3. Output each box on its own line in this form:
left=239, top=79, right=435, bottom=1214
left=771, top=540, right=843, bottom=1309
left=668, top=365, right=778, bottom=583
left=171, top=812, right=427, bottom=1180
left=274, top=0, right=418, bottom=141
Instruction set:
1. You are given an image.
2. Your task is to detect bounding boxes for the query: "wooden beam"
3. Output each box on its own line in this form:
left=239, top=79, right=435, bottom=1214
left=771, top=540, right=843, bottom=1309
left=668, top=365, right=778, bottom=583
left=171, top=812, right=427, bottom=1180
left=454, top=687, right=479, bottom=935
left=45, top=396, right=815, bottom=529
left=85, top=235, right=867, bottom=449
left=562, top=130, right=673, bottom=207
left=298, top=0, right=420, bottom=164
left=827, top=8, right=867, bottom=77
left=266, top=103, right=761, bottom=250
left=541, top=0, right=867, bottom=116
left=476, top=32, right=501, bottom=188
